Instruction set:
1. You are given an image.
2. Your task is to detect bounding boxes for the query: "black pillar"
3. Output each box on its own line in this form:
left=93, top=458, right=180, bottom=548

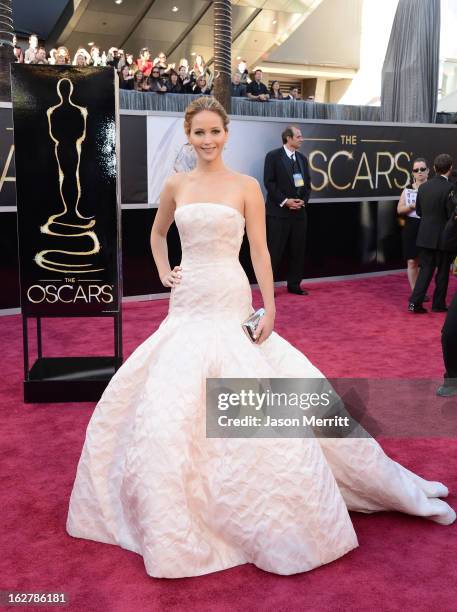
left=0, top=0, right=15, bottom=102
left=213, top=0, right=232, bottom=113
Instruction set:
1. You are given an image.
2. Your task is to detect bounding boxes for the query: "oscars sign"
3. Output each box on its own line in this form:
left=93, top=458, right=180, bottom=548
left=11, top=65, right=121, bottom=317
left=299, top=123, right=457, bottom=200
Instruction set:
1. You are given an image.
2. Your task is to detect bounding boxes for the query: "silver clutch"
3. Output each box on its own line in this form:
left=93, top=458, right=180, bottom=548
left=242, top=308, right=265, bottom=342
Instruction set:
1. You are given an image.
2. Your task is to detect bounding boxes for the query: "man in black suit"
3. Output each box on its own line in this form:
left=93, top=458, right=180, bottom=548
left=437, top=289, right=457, bottom=396
left=437, top=194, right=457, bottom=396
left=264, top=125, right=311, bottom=295
left=408, top=154, right=456, bottom=313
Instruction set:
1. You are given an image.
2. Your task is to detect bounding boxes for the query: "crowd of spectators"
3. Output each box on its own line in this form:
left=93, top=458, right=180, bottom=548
left=12, top=34, right=306, bottom=101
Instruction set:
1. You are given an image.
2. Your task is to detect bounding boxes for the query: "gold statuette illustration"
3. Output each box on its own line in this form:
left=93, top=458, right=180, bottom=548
left=35, top=77, right=103, bottom=273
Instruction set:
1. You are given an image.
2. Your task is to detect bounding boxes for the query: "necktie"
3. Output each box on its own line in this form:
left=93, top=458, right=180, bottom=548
left=291, top=153, right=301, bottom=196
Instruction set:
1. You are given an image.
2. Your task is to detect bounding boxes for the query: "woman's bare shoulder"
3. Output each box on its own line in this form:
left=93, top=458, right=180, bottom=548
left=162, top=172, right=188, bottom=193
left=240, top=174, right=262, bottom=194
left=166, top=172, right=186, bottom=184
left=228, top=171, right=260, bottom=188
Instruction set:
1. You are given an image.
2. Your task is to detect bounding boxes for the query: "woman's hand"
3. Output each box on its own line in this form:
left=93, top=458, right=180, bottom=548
left=161, top=266, right=182, bottom=288
left=253, top=311, right=275, bottom=345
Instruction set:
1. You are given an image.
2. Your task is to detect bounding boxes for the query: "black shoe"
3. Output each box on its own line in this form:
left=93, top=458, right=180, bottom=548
left=432, top=306, right=448, bottom=313
left=408, top=303, right=427, bottom=313
left=287, top=285, right=308, bottom=295
left=436, top=385, right=457, bottom=397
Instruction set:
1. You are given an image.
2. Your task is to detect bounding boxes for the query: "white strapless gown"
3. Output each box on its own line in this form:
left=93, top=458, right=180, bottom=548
left=66, top=203, right=455, bottom=578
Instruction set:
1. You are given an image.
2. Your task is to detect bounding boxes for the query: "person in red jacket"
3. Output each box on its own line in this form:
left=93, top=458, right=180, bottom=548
left=136, top=48, right=153, bottom=77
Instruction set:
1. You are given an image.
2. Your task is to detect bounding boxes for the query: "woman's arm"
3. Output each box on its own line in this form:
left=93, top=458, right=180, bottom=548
left=244, top=176, right=275, bottom=344
left=150, top=176, right=182, bottom=287
left=397, top=189, right=411, bottom=215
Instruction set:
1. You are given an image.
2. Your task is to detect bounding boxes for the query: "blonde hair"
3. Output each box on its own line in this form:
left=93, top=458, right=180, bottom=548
left=184, top=96, right=229, bottom=136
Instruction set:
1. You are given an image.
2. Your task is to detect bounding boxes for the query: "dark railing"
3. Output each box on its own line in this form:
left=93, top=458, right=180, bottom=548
left=119, top=90, right=457, bottom=123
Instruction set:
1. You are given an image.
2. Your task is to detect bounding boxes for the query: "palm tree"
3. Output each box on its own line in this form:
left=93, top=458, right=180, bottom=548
left=0, top=0, right=15, bottom=102
left=212, top=0, right=232, bottom=113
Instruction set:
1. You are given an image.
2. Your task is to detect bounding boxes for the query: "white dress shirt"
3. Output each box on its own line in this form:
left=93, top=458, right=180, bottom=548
left=280, top=145, right=297, bottom=207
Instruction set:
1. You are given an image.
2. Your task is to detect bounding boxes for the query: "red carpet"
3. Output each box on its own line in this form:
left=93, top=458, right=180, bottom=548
left=1, top=272, right=456, bottom=611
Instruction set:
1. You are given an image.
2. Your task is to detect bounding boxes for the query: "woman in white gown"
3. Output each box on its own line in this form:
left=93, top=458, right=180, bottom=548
left=67, top=96, right=455, bottom=579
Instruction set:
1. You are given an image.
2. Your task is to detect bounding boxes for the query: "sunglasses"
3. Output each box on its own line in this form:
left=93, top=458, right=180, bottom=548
left=152, top=71, right=160, bottom=74
left=412, top=167, right=427, bottom=173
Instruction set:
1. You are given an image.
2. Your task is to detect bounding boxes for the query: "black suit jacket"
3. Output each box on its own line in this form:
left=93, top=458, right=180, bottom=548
left=416, top=176, right=456, bottom=251
left=263, top=147, right=311, bottom=218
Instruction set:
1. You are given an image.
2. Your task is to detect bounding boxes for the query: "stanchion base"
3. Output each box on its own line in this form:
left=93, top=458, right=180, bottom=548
left=24, top=356, right=120, bottom=403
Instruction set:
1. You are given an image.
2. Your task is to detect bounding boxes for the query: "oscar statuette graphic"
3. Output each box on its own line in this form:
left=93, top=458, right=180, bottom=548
left=36, top=77, right=103, bottom=273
